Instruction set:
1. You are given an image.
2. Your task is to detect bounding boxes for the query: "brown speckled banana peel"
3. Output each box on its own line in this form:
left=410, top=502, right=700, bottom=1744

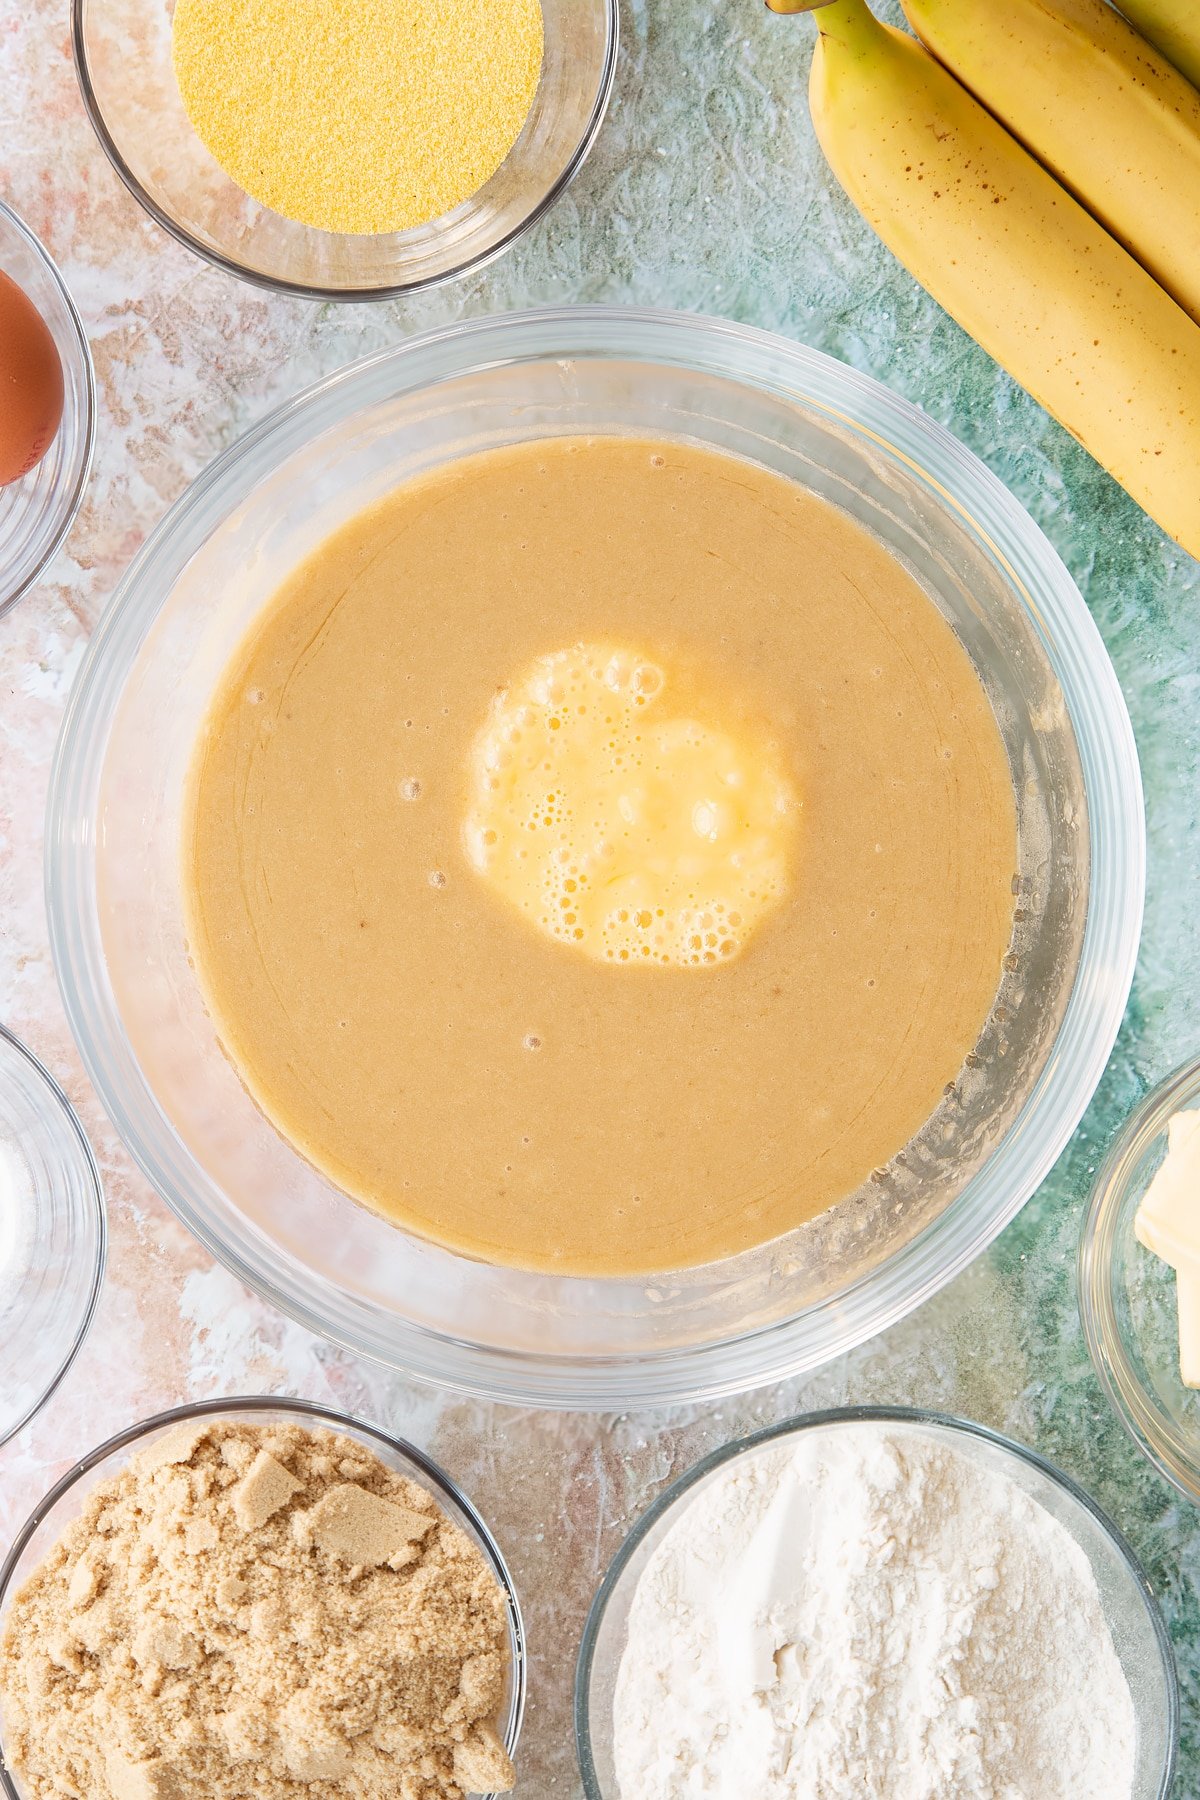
left=808, top=0, right=1200, bottom=561
left=1116, top=0, right=1200, bottom=91
left=901, top=0, right=1200, bottom=328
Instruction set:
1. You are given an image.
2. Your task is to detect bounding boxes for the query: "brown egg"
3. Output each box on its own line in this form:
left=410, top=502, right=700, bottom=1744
left=0, top=269, right=65, bottom=487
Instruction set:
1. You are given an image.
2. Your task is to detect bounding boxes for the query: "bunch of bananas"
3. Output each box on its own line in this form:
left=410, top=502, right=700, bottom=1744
left=770, top=0, right=1200, bottom=559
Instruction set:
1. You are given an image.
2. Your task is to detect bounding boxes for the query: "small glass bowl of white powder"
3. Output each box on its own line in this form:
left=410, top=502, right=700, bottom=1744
left=576, top=1408, right=1177, bottom=1800
left=0, top=1024, right=105, bottom=1446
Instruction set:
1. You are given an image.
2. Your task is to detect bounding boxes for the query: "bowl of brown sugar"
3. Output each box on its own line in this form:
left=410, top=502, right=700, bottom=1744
left=72, top=0, right=617, bottom=298
left=0, top=1399, right=525, bottom=1800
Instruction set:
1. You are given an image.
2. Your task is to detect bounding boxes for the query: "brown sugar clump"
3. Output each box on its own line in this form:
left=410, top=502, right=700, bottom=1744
left=0, top=1420, right=516, bottom=1799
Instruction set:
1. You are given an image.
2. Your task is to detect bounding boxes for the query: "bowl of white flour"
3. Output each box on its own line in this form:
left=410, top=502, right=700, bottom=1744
left=575, top=1408, right=1177, bottom=1800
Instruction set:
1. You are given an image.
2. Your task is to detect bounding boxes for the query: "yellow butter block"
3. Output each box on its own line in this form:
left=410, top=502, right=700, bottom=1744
left=1134, top=1107, right=1200, bottom=1388
left=1176, top=1265, right=1200, bottom=1391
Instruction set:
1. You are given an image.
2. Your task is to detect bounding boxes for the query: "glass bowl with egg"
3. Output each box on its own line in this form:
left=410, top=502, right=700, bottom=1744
left=0, top=1396, right=526, bottom=1800
left=45, top=307, right=1144, bottom=1408
left=1080, top=1052, right=1200, bottom=1503
left=574, top=1407, right=1178, bottom=1800
left=0, top=203, right=94, bottom=619
left=72, top=0, right=617, bottom=300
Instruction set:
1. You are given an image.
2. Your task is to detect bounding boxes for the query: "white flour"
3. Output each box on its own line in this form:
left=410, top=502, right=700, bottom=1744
left=612, top=1423, right=1136, bottom=1800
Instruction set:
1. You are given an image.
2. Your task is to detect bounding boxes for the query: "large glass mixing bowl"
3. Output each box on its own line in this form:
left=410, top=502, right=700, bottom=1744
left=45, top=308, right=1144, bottom=1408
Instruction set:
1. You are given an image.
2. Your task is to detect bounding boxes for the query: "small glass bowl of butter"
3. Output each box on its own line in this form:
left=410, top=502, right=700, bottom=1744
left=1081, top=1052, right=1200, bottom=1502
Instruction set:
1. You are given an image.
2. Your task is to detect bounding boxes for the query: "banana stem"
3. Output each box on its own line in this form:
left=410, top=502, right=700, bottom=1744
left=765, top=0, right=880, bottom=39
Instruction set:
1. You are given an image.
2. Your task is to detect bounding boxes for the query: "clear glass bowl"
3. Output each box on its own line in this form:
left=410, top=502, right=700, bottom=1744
left=0, top=204, right=94, bottom=618
left=575, top=1406, right=1178, bottom=1800
left=45, top=307, right=1145, bottom=1409
left=0, top=1022, right=106, bottom=1447
left=0, top=1397, right=526, bottom=1800
left=72, top=0, right=617, bottom=299
left=1080, top=1053, right=1200, bottom=1502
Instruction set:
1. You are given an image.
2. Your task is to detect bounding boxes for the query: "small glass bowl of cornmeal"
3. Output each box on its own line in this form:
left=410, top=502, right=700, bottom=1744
left=1081, top=1052, right=1200, bottom=1504
left=72, top=0, right=617, bottom=298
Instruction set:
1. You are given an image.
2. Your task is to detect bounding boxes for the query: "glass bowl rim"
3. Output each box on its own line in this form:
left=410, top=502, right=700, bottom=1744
left=1080, top=1049, right=1200, bottom=1504
left=45, top=304, right=1146, bottom=1408
left=572, top=1402, right=1180, bottom=1800
left=0, top=1019, right=107, bottom=1450
left=0, top=201, right=96, bottom=619
left=70, top=0, right=620, bottom=302
left=0, top=1393, right=527, bottom=1800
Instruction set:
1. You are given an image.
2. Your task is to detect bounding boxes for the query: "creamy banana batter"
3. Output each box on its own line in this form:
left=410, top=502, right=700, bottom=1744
left=183, top=437, right=1017, bottom=1275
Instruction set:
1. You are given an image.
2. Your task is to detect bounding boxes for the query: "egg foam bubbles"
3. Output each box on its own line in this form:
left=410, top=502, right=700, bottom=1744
left=462, top=642, right=799, bottom=968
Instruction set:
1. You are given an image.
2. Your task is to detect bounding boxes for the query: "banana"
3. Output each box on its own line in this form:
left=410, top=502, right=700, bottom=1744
left=806, top=0, right=1200, bottom=561
left=1116, top=0, right=1200, bottom=91
left=900, top=0, right=1200, bottom=327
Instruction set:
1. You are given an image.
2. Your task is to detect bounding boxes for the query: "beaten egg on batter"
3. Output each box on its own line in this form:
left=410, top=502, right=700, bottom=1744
left=183, top=437, right=1017, bottom=1276
left=462, top=640, right=799, bottom=968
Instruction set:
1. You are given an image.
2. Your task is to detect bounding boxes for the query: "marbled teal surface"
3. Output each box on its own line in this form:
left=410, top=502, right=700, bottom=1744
left=2, top=0, right=1200, bottom=1793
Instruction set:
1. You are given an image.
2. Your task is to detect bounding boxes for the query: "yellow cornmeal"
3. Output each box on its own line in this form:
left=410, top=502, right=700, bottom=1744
left=463, top=642, right=799, bottom=967
left=171, top=0, right=544, bottom=235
